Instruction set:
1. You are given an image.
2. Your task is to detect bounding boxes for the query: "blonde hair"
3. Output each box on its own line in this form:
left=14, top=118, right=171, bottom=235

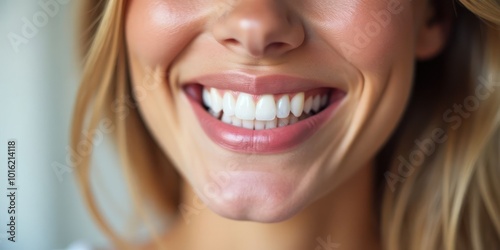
left=72, top=0, right=500, bottom=249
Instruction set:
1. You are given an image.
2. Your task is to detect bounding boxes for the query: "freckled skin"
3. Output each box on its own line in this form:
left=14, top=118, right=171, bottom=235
left=125, top=0, right=445, bottom=249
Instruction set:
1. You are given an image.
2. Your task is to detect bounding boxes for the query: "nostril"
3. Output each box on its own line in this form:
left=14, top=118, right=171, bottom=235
left=225, top=38, right=240, bottom=46
left=267, top=42, right=287, bottom=51
left=264, top=42, right=291, bottom=55
left=211, top=1, right=305, bottom=59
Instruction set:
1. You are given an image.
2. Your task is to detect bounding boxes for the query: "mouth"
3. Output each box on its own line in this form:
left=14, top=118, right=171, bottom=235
left=183, top=73, right=346, bottom=154
left=203, top=86, right=336, bottom=128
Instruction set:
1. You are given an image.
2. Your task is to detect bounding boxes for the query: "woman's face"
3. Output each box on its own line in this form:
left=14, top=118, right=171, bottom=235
left=126, top=0, right=436, bottom=221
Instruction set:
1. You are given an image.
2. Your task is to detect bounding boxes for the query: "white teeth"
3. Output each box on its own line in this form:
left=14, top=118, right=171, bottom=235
left=255, top=95, right=277, bottom=121
left=265, top=119, right=277, bottom=129
left=232, top=117, right=242, bottom=127
left=203, top=87, right=333, bottom=130
left=321, top=94, right=328, bottom=107
left=304, top=97, right=313, bottom=114
left=203, top=88, right=212, bottom=108
left=254, top=121, right=265, bottom=130
left=210, top=88, right=223, bottom=113
left=276, top=95, right=291, bottom=119
left=291, top=93, right=304, bottom=117
left=312, top=95, right=321, bottom=113
left=278, top=117, right=290, bottom=127
left=209, top=109, right=221, bottom=118
left=235, top=93, right=256, bottom=120
left=223, top=92, right=236, bottom=116
left=242, top=120, right=254, bottom=129
left=221, top=112, right=232, bottom=124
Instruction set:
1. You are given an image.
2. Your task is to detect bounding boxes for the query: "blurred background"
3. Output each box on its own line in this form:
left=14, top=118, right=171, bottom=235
left=0, top=1, right=132, bottom=249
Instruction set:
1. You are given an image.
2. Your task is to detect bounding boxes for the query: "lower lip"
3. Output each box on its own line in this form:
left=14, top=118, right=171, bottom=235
left=186, top=91, right=344, bottom=154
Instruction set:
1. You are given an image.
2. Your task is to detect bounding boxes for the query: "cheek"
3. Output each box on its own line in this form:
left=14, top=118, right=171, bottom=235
left=124, top=0, right=213, bottom=173
left=125, top=0, right=208, bottom=67
left=315, top=0, right=417, bottom=111
left=308, top=1, right=417, bottom=171
left=311, top=0, right=415, bottom=70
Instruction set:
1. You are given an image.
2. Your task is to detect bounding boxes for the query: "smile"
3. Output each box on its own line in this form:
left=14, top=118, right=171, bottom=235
left=184, top=72, right=346, bottom=153
left=203, top=87, right=333, bottom=129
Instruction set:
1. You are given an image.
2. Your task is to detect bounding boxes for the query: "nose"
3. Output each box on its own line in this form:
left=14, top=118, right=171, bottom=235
left=212, top=0, right=305, bottom=59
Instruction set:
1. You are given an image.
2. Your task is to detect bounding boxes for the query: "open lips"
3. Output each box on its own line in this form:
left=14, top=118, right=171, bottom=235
left=182, top=75, right=346, bottom=153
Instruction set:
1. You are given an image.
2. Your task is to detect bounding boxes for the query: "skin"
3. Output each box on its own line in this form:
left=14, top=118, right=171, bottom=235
left=125, top=0, right=448, bottom=249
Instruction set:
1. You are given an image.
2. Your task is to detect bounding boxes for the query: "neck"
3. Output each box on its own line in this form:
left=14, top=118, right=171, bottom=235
left=164, top=162, right=380, bottom=250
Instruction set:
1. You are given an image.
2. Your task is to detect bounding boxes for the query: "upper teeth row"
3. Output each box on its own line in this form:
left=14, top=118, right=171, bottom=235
left=202, top=88, right=329, bottom=121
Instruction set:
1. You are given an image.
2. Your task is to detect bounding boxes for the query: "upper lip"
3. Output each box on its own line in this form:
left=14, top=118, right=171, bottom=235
left=182, top=71, right=343, bottom=95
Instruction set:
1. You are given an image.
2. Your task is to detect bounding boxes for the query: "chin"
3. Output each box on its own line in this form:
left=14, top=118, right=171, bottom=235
left=194, top=170, right=310, bottom=223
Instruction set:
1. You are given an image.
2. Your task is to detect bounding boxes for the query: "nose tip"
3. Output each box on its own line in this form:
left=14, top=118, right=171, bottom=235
left=212, top=1, right=305, bottom=58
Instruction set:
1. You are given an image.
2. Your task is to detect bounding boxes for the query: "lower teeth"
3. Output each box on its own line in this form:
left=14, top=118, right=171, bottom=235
left=206, top=108, right=323, bottom=130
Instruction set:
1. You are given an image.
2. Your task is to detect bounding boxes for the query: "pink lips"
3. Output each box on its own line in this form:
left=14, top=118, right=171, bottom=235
left=185, top=71, right=347, bottom=95
left=183, top=72, right=346, bottom=154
